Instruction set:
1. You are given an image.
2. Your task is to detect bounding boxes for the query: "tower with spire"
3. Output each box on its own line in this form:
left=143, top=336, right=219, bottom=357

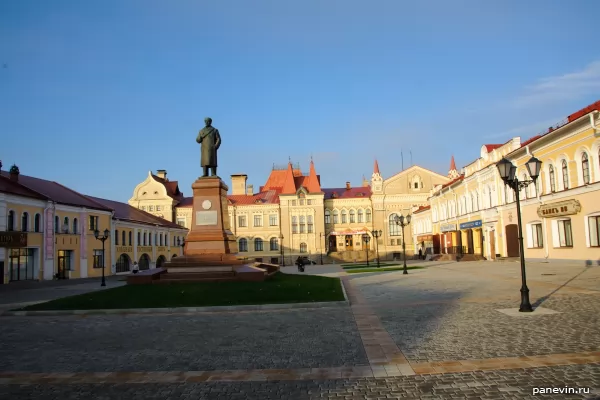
left=371, top=159, right=383, bottom=193
left=448, top=155, right=460, bottom=179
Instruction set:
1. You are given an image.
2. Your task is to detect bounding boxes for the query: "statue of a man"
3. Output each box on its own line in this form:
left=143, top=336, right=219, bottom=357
left=196, top=117, right=221, bottom=177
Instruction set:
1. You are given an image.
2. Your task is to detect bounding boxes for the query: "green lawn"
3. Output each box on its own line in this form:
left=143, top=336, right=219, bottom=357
left=20, top=272, right=345, bottom=311
left=341, top=263, right=396, bottom=269
left=346, top=266, right=425, bottom=274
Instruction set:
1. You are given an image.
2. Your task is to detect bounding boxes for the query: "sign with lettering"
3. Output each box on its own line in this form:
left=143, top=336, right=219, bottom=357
left=116, top=246, right=133, bottom=253
left=0, top=232, right=27, bottom=248
left=537, top=199, right=581, bottom=219
left=196, top=211, right=218, bottom=226
left=440, top=223, right=456, bottom=232
left=459, top=220, right=483, bottom=230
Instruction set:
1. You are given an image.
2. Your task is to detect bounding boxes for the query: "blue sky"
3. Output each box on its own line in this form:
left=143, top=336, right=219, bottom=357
left=1, top=0, right=599, bottom=202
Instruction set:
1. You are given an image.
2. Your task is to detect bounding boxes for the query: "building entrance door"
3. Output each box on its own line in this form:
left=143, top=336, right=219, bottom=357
left=505, top=224, right=519, bottom=257
left=489, top=230, right=496, bottom=260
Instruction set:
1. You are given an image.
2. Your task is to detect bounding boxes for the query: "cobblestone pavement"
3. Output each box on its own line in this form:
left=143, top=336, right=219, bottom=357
left=1, top=364, right=599, bottom=399
left=0, top=309, right=367, bottom=372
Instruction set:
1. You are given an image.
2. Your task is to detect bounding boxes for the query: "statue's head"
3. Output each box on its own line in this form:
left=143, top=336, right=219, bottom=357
left=204, top=117, right=212, bottom=126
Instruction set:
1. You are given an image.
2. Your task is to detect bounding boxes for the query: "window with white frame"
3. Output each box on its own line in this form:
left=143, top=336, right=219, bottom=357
left=253, top=215, right=263, bottom=227
left=589, top=215, right=600, bottom=247
left=557, top=219, right=573, bottom=247
left=530, top=223, right=543, bottom=248
left=269, top=214, right=278, bottom=226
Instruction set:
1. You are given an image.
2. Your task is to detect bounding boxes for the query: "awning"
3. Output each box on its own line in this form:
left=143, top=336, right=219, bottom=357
left=329, top=228, right=370, bottom=236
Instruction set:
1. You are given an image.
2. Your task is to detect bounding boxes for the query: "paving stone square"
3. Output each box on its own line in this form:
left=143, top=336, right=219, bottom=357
left=0, top=309, right=367, bottom=373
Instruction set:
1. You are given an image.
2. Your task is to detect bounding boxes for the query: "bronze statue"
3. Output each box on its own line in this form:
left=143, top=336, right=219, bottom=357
left=196, top=117, right=221, bottom=177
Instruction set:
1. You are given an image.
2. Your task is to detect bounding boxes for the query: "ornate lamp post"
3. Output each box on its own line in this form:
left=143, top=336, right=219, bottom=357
left=319, top=232, right=324, bottom=265
left=362, top=233, right=371, bottom=267
left=372, top=230, right=382, bottom=268
left=93, top=228, right=110, bottom=287
left=393, top=213, right=412, bottom=274
left=279, top=234, right=285, bottom=266
left=496, top=156, right=542, bottom=312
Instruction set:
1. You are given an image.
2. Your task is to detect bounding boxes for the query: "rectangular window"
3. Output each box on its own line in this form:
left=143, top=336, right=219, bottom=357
left=269, top=214, right=278, bottom=226
left=93, top=249, right=103, bottom=268
left=89, top=216, right=98, bottom=231
left=176, top=218, right=186, bottom=227
left=253, top=215, right=263, bottom=227
left=557, top=219, right=573, bottom=247
left=238, top=216, right=247, bottom=227
left=589, top=216, right=600, bottom=247
left=531, top=223, right=543, bottom=248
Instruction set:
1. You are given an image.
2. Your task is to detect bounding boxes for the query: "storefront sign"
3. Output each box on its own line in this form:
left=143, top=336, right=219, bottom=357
left=0, top=232, right=27, bottom=248
left=537, top=199, right=581, bottom=218
left=417, top=235, right=433, bottom=242
left=440, top=223, right=456, bottom=232
left=116, top=246, right=133, bottom=253
left=459, top=220, right=482, bottom=230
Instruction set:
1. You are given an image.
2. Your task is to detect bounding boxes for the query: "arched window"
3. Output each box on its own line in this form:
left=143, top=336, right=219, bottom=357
left=300, top=242, right=307, bottom=253
left=7, top=210, right=15, bottom=231
left=333, top=210, right=339, bottom=224
left=349, top=209, right=356, bottom=223
left=63, top=217, right=69, bottom=233
left=239, top=238, right=248, bottom=252
left=358, top=209, right=364, bottom=223
left=21, top=212, right=29, bottom=232
left=562, top=160, right=569, bottom=190
left=389, top=214, right=400, bottom=236
left=54, top=215, right=59, bottom=233
left=582, top=152, right=590, bottom=184
left=366, top=209, right=372, bottom=222
left=341, top=210, right=347, bottom=223
left=115, top=230, right=119, bottom=245
left=129, top=231, right=133, bottom=246
left=73, top=218, right=78, bottom=234
left=34, top=213, right=41, bottom=232
left=254, top=238, right=263, bottom=251
left=325, top=210, right=331, bottom=225
left=549, top=164, right=556, bottom=192
left=270, top=237, right=279, bottom=251
left=122, top=230, right=126, bottom=246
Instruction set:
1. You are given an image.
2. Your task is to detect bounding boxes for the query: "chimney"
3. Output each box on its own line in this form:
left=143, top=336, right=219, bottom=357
left=345, top=181, right=351, bottom=190
left=247, top=184, right=254, bottom=195
left=231, top=174, right=248, bottom=195
left=156, top=170, right=167, bottom=180
left=9, top=164, right=19, bottom=182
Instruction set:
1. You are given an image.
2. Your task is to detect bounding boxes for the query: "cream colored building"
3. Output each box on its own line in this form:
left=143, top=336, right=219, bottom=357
left=421, top=99, right=600, bottom=264
left=131, top=159, right=451, bottom=264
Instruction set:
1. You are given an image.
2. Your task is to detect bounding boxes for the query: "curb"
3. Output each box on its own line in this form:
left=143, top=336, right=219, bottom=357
left=1, top=300, right=350, bottom=316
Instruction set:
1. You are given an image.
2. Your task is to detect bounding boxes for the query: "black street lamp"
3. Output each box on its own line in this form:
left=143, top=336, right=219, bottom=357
left=372, top=230, right=382, bottom=268
left=393, top=213, right=412, bottom=274
left=177, top=237, right=185, bottom=255
left=362, top=233, right=370, bottom=267
left=93, top=228, right=110, bottom=287
left=319, top=233, right=324, bottom=265
left=279, top=234, right=285, bottom=266
left=496, top=156, right=542, bottom=313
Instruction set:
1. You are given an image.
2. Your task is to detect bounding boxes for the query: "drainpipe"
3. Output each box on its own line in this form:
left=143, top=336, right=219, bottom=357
left=590, top=111, right=599, bottom=137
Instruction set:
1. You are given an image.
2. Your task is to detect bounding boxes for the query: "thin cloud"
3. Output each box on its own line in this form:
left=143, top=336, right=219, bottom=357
left=513, top=60, right=600, bottom=109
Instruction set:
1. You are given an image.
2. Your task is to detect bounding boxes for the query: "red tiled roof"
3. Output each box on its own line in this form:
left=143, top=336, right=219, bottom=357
left=323, top=187, right=372, bottom=199
left=151, top=174, right=184, bottom=199
left=0, top=171, right=111, bottom=211
left=413, top=205, right=431, bottom=214
left=0, top=175, right=48, bottom=200
left=88, top=196, right=184, bottom=229
left=227, top=189, right=280, bottom=205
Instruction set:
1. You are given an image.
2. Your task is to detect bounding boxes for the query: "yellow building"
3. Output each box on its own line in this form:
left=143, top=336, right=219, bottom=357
left=130, top=159, right=451, bottom=264
left=1, top=164, right=187, bottom=284
left=424, top=99, right=600, bottom=264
